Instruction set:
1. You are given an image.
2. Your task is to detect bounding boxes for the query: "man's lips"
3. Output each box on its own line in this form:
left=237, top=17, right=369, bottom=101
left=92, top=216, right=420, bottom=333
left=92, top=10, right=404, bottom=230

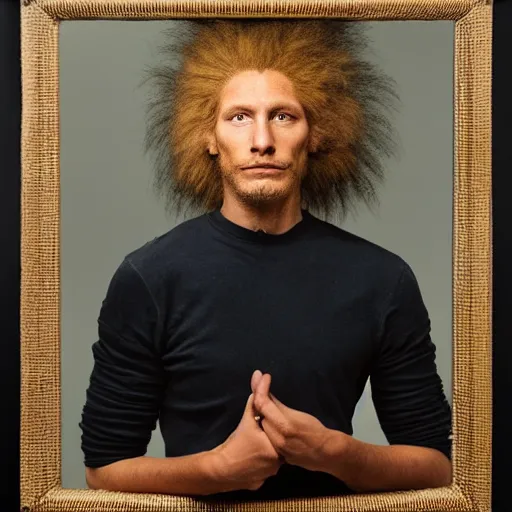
left=242, top=165, right=286, bottom=170
left=242, top=167, right=284, bottom=175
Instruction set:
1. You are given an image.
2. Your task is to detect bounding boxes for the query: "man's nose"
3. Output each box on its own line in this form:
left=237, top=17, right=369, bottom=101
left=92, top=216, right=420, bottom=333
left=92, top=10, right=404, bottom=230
left=251, top=121, right=276, bottom=155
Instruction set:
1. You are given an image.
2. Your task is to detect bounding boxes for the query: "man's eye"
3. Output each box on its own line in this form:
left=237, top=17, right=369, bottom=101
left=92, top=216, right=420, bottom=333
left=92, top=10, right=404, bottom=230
left=231, top=112, right=292, bottom=122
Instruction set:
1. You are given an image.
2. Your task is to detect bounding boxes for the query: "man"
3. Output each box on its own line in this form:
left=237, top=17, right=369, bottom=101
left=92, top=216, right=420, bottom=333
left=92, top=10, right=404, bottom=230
left=80, top=19, right=452, bottom=500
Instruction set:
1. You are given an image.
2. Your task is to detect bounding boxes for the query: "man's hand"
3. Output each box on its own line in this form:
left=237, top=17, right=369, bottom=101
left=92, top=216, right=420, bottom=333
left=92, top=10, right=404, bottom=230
left=251, top=370, right=337, bottom=473
left=209, top=393, right=283, bottom=492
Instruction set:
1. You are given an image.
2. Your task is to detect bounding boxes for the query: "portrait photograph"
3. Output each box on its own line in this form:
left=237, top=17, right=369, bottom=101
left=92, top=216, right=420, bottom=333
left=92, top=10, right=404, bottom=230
left=17, top=1, right=492, bottom=511
left=59, top=16, right=454, bottom=493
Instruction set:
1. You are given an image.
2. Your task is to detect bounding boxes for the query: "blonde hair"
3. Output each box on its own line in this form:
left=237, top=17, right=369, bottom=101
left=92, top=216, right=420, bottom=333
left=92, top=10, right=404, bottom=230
left=144, top=19, right=398, bottom=222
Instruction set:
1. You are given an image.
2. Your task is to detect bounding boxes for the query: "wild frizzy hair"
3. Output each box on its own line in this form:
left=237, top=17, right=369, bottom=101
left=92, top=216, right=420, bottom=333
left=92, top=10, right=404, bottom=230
left=143, top=19, right=399, bottom=222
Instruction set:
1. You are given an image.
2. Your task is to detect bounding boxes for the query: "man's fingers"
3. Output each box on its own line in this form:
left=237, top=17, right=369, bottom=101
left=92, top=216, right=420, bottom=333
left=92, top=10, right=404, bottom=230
left=255, top=374, right=278, bottom=415
left=258, top=399, right=286, bottom=429
left=252, top=374, right=290, bottom=416
left=254, top=379, right=288, bottom=430
left=260, top=418, right=286, bottom=456
left=251, top=369, right=263, bottom=394
left=252, top=374, right=292, bottom=436
left=243, top=393, right=258, bottom=420
left=242, top=393, right=265, bottom=431
left=255, top=373, right=272, bottom=399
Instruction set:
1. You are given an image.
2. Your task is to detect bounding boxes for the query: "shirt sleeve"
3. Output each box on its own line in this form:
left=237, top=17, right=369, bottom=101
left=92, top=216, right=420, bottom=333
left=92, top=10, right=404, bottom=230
left=369, top=261, right=452, bottom=460
left=79, top=257, right=165, bottom=468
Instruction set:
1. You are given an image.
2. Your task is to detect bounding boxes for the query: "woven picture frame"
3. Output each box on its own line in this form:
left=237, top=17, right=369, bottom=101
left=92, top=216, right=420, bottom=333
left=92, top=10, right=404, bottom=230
left=20, top=1, right=492, bottom=511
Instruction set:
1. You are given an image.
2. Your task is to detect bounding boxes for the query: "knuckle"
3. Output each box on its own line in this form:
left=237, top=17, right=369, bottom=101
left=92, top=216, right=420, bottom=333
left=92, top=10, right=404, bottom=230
left=280, top=422, right=293, bottom=439
left=275, top=435, right=287, bottom=451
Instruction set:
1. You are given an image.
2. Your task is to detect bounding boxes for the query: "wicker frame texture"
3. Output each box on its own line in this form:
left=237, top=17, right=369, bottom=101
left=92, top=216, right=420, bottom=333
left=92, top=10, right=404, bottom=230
left=20, top=0, right=492, bottom=511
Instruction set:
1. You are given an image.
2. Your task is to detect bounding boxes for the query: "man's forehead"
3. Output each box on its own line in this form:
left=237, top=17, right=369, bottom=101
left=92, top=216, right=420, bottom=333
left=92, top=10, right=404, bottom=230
left=218, top=70, right=302, bottom=107
left=220, top=101, right=304, bottom=115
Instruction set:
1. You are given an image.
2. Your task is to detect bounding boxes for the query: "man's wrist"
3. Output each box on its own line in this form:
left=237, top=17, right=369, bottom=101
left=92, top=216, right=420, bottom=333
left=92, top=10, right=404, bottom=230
left=317, top=428, right=352, bottom=482
left=200, top=446, right=232, bottom=494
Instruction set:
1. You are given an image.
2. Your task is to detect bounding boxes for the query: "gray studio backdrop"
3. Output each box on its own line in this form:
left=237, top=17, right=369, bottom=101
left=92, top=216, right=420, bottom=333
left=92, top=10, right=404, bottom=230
left=60, top=20, right=453, bottom=489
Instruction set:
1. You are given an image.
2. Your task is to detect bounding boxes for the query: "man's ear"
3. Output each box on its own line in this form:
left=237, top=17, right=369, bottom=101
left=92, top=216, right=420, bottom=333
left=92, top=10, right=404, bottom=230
left=206, top=133, right=219, bottom=156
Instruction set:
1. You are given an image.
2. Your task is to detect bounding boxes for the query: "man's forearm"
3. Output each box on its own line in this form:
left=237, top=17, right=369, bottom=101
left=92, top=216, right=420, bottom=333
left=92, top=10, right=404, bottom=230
left=85, top=452, right=224, bottom=496
left=320, top=429, right=452, bottom=493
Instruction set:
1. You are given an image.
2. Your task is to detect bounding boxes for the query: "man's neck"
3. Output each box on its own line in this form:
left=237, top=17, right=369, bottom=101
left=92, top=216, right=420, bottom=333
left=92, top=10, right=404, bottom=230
left=220, top=199, right=303, bottom=235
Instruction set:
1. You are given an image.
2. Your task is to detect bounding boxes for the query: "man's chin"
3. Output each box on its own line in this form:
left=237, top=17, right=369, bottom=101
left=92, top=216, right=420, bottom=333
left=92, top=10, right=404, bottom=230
left=233, top=186, right=291, bottom=205
left=222, top=173, right=301, bottom=206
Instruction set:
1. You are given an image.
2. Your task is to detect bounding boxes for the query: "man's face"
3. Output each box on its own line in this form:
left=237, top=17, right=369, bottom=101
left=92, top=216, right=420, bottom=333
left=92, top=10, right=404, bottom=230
left=208, top=69, right=314, bottom=207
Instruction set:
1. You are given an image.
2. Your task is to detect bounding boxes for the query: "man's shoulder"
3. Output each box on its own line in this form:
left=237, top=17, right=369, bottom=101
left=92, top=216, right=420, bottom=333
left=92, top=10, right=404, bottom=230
left=311, top=215, right=407, bottom=274
left=128, top=213, right=207, bottom=258
left=311, top=218, right=417, bottom=310
left=121, top=213, right=209, bottom=283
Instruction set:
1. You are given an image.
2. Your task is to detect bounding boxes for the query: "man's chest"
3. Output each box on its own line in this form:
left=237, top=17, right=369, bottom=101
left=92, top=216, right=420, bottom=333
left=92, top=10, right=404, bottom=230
left=159, top=260, right=379, bottom=404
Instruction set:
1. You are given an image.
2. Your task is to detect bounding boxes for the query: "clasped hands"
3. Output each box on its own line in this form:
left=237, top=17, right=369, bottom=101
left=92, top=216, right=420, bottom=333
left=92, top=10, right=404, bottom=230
left=211, top=369, right=341, bottom=492
left=250, top=369, right=334, bottom=473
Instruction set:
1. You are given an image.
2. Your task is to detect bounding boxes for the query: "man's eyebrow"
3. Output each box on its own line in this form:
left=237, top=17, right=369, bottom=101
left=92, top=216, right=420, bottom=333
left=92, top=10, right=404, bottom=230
left=222, top=103, right=302, bottom=115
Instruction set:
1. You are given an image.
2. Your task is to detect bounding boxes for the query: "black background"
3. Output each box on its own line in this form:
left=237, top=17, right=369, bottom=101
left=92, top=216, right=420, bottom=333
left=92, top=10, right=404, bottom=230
left=2, top=1, right=510, bottom=510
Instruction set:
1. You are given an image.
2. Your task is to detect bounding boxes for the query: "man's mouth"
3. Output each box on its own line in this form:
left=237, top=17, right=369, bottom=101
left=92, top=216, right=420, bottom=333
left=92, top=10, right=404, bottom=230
left=242, top=164, right=286, bottom=171
left=242, top=167, right=284, bottom=174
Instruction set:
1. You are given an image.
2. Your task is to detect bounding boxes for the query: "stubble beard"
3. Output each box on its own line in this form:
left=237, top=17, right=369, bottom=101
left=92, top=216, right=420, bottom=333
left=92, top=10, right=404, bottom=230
left=216, top=158, right=307, bottom=208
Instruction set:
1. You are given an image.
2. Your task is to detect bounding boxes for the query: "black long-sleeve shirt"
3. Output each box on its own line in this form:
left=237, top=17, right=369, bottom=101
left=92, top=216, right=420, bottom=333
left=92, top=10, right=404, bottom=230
left=80, top=208, right=451, bottom=500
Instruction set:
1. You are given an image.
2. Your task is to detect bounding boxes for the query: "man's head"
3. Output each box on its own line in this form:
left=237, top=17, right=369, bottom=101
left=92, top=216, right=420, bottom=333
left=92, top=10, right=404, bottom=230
left=207, top=68, right=316, bottom=209
left=144, top=19, right=398, bottom=221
